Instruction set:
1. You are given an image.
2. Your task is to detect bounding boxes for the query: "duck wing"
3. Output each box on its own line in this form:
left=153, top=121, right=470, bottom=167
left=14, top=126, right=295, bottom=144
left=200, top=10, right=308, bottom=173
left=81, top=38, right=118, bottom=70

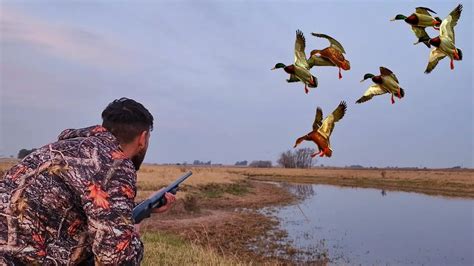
left=312, top=107, right=323, bottom=130
left=440, top=4, right=462, bottom=43
left=425, top=48, right=447, bottom=74
left=379, top=66, right=399, bottom=83
left=286, top=74, right=300, bottom=83
left=311, top=33, right=346, bottom=54
left=356, top=84, right=387, bottom=104
left=307, top=55, right=336, bottom=68
left=295, top=30, right=310, bottom=69
left=318, top=101, right=347, bottom=139
left=415, top=7, right=437, bottom=15
left=411, top=26, right=431, bottom=48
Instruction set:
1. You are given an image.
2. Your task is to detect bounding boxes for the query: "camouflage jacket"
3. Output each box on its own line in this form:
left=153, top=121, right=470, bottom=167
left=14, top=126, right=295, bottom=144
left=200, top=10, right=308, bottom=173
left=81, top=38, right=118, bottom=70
left=0, top=126, right=143, bottom=265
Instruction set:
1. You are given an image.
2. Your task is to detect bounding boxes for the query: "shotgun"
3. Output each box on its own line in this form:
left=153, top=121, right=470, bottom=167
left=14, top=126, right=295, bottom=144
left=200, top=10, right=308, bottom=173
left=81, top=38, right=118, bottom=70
left=132, top=171, right=192, bottom=224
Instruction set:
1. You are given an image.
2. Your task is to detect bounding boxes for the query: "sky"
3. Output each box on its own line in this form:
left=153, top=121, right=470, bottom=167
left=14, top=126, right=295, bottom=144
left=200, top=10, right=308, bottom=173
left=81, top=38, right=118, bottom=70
left=0, top=0, right=472, bottom=168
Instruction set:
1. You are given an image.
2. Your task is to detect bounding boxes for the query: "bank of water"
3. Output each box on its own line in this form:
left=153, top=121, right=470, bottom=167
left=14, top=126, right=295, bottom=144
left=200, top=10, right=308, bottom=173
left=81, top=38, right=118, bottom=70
left=264, top=183, right=473, bottom=265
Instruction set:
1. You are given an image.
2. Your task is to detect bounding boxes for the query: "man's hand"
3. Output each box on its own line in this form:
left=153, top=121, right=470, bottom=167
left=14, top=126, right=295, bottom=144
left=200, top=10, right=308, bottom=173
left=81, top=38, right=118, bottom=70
left=152, top=191, right=176, bottom=213
left=134, top=191, right=176, bottom=233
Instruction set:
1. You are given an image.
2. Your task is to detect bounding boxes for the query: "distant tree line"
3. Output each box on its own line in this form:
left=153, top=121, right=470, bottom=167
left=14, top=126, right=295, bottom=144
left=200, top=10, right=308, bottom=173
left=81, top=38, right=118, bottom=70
left=192, top=160, right=211, bottom=165
left=234, top=160, right=248, bottom=166
left=18, top=148, right=37, bottom=159
left=277, top=148, right=315, bottom=169
left=248, top=160, right=272, bottom=168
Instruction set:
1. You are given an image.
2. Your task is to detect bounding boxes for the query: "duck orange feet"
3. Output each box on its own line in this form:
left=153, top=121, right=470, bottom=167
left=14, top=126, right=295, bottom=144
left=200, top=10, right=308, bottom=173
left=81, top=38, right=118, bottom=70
left=450, top=58, right=454, bottom=70
left=319, top=147, right=331, bottom=157
left=397, top=88, right=401, bottom=98
left=311, top=151, right=321, bottom=157
left=305, top=85, right=309, bottom=94
left=391, top=94, right=395, bottom=104
left=338, top=68, right=342, bottom=79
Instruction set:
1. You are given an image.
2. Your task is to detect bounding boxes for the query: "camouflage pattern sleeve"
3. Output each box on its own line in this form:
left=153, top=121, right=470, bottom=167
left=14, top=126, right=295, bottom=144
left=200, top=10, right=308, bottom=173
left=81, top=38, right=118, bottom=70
left=66, top=150, right=143, bottom=265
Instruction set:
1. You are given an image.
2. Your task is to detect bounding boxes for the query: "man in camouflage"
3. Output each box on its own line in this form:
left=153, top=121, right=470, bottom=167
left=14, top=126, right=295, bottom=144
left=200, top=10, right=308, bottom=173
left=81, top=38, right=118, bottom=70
left=0, top=98, right=174, bottom=265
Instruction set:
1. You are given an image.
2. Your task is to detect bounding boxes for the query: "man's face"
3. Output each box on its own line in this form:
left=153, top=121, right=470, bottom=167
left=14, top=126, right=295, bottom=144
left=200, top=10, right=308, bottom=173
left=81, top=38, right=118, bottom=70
left=132, top=131, right=150, bottom=171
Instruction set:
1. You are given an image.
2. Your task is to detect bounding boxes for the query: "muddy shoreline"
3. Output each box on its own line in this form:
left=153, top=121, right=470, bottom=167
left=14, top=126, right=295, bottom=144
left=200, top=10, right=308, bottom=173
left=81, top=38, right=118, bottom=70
left=140, top=180, right=326, bottom=264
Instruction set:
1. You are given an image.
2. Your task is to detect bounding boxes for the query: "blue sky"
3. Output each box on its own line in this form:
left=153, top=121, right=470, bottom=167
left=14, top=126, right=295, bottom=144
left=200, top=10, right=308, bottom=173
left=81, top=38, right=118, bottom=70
left=0, top=0, right=472, bottom=168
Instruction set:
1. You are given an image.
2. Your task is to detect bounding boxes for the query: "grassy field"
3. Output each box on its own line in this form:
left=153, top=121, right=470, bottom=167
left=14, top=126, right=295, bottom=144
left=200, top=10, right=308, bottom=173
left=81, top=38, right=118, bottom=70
left=1, top=159, right=473, bottom=264
left=134, top=164, right=473, bottom=199
left=141, top=231, right=238, bottom=265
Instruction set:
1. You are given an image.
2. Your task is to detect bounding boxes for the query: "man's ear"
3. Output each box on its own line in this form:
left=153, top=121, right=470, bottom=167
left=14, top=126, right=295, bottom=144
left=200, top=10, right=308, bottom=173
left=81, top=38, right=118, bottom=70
left=138, top=131, right=148, bottom=149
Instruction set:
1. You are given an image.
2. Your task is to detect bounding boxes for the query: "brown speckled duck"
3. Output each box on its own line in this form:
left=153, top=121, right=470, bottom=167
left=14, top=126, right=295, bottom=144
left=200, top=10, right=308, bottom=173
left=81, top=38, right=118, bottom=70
left=294, top=101, right=347, bottom=158
left=309, top=33, right=351, bottom=79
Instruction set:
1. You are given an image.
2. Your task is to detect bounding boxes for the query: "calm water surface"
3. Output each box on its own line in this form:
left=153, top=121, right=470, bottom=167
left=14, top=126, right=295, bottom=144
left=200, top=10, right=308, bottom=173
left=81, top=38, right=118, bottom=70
left=268, top=184, right=473, bottom=265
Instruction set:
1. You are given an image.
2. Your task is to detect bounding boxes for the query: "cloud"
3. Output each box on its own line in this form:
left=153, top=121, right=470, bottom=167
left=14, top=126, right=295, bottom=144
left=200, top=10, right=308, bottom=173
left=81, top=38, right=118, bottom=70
left=0, top=7, right=130, bottom=69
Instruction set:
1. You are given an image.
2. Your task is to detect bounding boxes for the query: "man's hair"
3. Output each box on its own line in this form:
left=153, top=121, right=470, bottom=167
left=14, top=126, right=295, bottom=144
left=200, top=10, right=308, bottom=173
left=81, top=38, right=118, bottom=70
left=101, top=98, right=154, bottom=144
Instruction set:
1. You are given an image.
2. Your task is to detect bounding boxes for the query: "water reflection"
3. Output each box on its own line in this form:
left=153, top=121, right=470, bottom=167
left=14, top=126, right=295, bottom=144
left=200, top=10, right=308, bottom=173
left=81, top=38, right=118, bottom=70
left=271, top=184, right=473, bottom=265
left=280, top=182, right=315, bottom=199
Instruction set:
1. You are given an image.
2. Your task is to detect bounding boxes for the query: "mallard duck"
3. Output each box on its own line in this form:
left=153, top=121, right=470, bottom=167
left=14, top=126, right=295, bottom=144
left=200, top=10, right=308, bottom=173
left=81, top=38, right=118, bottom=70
left=309, top=33, right=350, bottom=79
left=293, top=101, right=347, bottom=158
left=272, top=30, right=317, bottom=94
left=391, top=7, right=442, bottom=48
left=357, top=67, right=405, bottom=104
left=423, top=4, right=463, bottom=73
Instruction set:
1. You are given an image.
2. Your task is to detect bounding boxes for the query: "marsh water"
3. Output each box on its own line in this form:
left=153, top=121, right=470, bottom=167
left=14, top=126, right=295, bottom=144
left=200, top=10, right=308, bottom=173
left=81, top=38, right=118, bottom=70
left=265, top=183, right=473, bottom=265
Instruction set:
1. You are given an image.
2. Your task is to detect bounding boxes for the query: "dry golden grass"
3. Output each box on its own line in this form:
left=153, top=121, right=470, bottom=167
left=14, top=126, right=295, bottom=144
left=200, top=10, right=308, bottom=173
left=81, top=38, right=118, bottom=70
left=136, top=165, right=246, bottom=200
left=225, top=167, right=474, bottom=198
left=2, top=161, right=472, bottom=198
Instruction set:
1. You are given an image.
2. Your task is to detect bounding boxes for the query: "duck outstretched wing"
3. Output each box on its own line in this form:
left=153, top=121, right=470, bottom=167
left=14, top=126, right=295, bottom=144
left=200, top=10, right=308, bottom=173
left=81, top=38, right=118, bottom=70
left=356, top=84, right=387, bottom=104
left=295, top=30, right=310, bottom=69
left=415, top=7, right=437, bottom=15
left=312, top=107, right=323, bottom=130
left=425, top=48, right=446, bottom=74
left=411, top=26, right=431, bottom=48
left=440, top=4, right=462, bottom=43
left=318, top=101, right=347, bottom=139
left=311, top=33, right=346, bottom=54
left=379, top=66, right=399, bottom=83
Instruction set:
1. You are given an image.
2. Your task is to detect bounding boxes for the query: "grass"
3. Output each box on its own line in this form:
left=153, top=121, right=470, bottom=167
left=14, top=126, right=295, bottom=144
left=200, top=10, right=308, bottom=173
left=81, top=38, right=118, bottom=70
left=141, top=231, right=238, bottom=265
left=199, top=181, right=250, bottom=198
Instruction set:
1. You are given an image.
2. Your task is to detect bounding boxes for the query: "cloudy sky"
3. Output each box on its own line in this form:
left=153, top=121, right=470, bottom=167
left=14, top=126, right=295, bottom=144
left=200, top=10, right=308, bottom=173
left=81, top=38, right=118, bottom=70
left=0, top=0, right=472, bottom=168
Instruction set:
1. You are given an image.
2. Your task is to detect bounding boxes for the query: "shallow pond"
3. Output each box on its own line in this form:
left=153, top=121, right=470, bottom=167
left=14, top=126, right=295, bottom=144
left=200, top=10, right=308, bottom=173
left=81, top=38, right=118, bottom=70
left=267, top=183, right=473, bottom=265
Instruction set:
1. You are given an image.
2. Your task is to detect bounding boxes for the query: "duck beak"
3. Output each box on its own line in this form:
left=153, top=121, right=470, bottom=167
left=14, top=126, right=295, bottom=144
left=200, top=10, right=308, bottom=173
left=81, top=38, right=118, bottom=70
left=390, top=18, right=396, bottom=21
left=360, top=79, right=365, bottom=83
left=271, top=67, right=276, bottom=70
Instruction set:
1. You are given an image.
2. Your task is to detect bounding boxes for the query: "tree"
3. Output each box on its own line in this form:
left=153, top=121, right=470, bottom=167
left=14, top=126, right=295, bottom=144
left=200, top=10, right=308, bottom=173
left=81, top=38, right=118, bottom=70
left=295, top=148, right=314, bottom=168
left=277, top=150, right=296, bottom=168
left=278, top=148, right=315, bottom=168
left=249, top=160, right=272, bottom=168
left=18, top=148, right=36, bottom=159
left=235, top=160, right=248, bottom=166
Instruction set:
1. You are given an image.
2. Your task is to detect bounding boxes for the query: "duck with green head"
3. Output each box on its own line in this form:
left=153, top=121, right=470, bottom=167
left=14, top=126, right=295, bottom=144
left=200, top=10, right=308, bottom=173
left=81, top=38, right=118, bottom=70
left=356, top=67, right=405, bottom=105
left=391, top=7, right=442, bottom=48
left=423, top=4, right=463, bottom=73
left=272, top=30, right=317, bottom=94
